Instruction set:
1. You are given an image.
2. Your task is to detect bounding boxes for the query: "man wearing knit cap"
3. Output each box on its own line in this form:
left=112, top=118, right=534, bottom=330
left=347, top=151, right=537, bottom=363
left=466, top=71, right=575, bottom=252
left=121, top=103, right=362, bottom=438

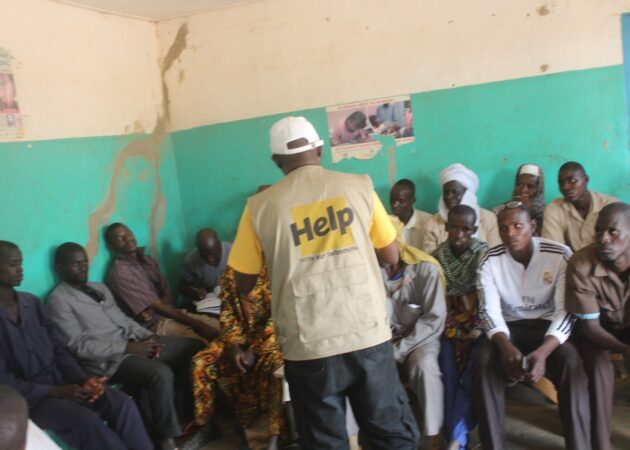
left=497, top=164, right=545, bottom=236
left=421, top=163, right=500, bottom=254
left=228, top=117, right=419, bottom=449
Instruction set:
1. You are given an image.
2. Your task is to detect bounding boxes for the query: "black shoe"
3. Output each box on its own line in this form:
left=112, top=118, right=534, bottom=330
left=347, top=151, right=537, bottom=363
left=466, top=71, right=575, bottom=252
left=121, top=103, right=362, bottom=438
left=179, top=422, right=222, bottom=450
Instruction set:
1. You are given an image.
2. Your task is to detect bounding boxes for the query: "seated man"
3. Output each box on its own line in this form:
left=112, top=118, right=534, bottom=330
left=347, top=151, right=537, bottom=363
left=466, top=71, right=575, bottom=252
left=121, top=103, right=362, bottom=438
left=0, top=241, right=152, bottom=450
left=178, top=228, right=231, bottom=308
left=390, top=179, right=431, bottom=249
left=104, top=223, right=219, bottom=342
left=566, top=202, right=630, bottom=450
left=0, top=384, right=27, bottom=450
left=48, top=242, right=204, bottom=450
left=475, top=204, right=590, bottom=450
left=432, top=205, right=488, bottom=450
left=543, top=161, right=618, bottom=251
left=383, top=218, right=446, bottom=450
left=186, top=266, right=284, bottom=450
left=421, top=163, right=500, bottom=254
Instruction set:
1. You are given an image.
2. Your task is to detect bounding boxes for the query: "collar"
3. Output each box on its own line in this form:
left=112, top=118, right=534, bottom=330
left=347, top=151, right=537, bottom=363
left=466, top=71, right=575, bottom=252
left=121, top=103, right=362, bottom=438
left=592, top=256, right=627, bottom=289
left=0, top=291, right=30, bottom=324
left=404, top=210, right=418, bottom=229
left=505, top=237, right=539, bottom=267
left=562, top=191, right=596, bottom=220
left=115, top=247, right=146, bottom=263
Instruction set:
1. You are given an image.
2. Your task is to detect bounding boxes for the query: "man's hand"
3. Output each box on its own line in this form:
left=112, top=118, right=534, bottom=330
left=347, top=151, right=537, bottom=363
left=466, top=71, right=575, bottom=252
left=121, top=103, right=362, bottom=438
left=230, top=345, right=256, bottom=373
left=137, top=308, right=155, bottom=324
left=191, top=287, right=208, bottom=301
left=524, top=349, right=547, bottom=383
left=524, top=336, right=560, bottom=384
left=82, top=376, right=107, bottom=403
left=50, top=384, right=93, bottom=403
left=127, top=340, right=164, bottom=359
left=495, top=337, right=525, bottom=381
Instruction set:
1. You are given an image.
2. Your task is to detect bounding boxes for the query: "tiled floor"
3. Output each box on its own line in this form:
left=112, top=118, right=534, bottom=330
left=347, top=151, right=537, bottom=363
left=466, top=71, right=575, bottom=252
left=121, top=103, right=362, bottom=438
left=190, top=379, right=630, bottom=450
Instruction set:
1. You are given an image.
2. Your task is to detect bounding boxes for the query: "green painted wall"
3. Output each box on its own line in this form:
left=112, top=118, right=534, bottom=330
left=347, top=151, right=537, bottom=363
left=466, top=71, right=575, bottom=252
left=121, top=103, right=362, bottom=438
left=172, top=65, right=630, bottom=245
left=0, top=134, right=187, bottom=299
left=1, top=65, right=627, bottom=299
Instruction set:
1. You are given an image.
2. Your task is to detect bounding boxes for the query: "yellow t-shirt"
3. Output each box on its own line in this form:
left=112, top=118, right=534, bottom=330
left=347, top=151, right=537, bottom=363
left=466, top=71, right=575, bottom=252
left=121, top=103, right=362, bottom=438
left=228, top=191, right=395, bottom=275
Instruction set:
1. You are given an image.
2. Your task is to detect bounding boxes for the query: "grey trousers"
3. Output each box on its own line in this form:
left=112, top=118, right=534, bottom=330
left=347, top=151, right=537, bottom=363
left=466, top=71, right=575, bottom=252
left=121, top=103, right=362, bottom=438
left=577, top=325, right=630, bottom=450
left=401, top=339, right=444, bottom=436
left=474, top=320, right=591, bottom=450
left=110, top=335, right=204, bottom=439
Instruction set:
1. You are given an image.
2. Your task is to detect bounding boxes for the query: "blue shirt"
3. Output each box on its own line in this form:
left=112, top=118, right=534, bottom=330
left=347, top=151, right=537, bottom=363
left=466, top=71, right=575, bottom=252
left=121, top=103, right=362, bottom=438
left=180, top=241, right=232, bottom=292
left=0, top=291, right=86, bottom=407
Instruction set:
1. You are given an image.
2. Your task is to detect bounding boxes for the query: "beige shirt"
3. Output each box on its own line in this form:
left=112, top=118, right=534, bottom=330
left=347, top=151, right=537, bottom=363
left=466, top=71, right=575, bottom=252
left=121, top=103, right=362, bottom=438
left=542, top=191, right=618, bottom=251
left=420, top=208, right=500, bottom=254
left=397, top=208, right=431, bottom=249
left=566, top=244, right=630, bottom=332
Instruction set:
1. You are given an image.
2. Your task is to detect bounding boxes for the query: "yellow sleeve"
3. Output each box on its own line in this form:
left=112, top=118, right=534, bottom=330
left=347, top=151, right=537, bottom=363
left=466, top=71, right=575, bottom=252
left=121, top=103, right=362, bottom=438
left=227, top=205, right=264, bottom=275
left=369, top=191, right=396, bottom=249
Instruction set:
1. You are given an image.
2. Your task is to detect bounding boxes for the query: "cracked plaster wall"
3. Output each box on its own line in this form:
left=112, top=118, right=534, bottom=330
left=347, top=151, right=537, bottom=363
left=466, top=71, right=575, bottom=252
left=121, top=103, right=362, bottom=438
left=158, top=0, right=630, bottom=132
left=0, top=0, right=187, bottom=298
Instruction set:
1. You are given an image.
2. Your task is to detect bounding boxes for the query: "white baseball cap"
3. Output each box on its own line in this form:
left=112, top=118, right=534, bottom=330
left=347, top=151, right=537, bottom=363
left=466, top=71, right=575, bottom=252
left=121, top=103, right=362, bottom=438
left=269, top=116, right=324, bottom=155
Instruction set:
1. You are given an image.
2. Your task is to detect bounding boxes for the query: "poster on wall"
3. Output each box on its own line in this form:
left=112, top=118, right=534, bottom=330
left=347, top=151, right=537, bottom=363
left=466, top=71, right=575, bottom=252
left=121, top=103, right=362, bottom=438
left=326, top=95, right=414, bottom=163
left=0, top=48, right=23, bottom=139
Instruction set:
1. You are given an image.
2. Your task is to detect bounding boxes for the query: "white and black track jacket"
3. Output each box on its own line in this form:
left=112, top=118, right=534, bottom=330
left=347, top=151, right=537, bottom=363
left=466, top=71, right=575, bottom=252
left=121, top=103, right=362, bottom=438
left=477, top=238, right=575, bottom=344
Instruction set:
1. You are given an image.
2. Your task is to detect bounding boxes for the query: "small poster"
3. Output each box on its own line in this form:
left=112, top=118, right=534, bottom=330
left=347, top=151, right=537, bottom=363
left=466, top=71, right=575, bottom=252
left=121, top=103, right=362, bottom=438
left=0, top=48, right=23, bottom=139
left=326, top=95, right=414, bottom=163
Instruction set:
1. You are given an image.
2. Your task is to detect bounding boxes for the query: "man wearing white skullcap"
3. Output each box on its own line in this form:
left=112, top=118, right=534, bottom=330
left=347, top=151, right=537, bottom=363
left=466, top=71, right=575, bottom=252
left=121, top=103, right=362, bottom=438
left=228, top=117, right=419, bottom=449
left=421, top=163, right=500, bottom=254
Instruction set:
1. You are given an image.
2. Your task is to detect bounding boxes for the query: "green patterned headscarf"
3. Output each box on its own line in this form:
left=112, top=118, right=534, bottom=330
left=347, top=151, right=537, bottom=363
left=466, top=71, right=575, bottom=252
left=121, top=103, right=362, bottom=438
left=432, top=237, right=488, bottom=296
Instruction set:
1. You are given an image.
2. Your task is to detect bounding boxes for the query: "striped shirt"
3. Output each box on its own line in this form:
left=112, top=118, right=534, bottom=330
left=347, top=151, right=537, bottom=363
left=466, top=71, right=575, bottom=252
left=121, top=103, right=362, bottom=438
left=105, top=248, right=172, bottom=331
left=477, top=237, right=575, bottom=344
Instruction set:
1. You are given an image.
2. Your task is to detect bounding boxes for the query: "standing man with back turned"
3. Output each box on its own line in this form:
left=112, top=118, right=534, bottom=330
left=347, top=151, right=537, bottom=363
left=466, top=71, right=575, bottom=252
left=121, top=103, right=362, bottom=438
left=228, top=116, right=419, bottom=450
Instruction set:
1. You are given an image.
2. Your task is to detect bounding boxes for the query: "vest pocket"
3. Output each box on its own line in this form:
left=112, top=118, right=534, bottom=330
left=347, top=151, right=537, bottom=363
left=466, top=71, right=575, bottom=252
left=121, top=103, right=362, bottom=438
left=291, top=265, right=379, bottom=343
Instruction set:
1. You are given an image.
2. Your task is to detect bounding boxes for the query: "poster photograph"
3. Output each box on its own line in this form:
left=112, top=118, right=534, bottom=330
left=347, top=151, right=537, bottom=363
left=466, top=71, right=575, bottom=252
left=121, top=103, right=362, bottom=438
left=0, top=48, right=23, bottom=139
left=326, top=95, right=414, bottom=163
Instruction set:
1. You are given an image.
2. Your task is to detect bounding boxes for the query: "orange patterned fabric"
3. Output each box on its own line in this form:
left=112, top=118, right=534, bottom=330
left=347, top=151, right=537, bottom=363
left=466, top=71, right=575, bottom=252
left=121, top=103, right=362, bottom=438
left=191, top=266, right=284, bottom=435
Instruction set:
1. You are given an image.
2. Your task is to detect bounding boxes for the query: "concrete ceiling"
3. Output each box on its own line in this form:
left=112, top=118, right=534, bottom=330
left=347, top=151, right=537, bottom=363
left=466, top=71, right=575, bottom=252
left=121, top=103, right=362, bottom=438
left=52, top=0, right=260, bottom=21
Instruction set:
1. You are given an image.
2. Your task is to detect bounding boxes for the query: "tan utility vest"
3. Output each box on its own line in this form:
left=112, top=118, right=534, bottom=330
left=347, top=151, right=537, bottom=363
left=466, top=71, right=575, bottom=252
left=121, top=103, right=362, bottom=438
left=248, top=165, right=391, bottom=361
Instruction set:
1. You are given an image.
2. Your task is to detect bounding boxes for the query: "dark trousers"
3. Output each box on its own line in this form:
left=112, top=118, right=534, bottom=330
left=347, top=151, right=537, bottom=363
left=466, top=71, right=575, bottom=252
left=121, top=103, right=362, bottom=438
left=577, top=326, right=630, bottom=450
left=284, top=340, right=419, bottom=450
left=439, top=336, right=481, bottom=448
left=31, top=386, right=152, bottom=450
left=110, top=335, right=204, bottom=439
left=473, top=320, right=590, bottom=450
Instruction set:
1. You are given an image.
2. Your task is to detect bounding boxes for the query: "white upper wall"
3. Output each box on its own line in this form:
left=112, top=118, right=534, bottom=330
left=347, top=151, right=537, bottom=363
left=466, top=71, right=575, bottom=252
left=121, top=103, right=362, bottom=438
left=0, top=0, right=162, bottom=141
left=158, top=0, right=630, bottom=132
